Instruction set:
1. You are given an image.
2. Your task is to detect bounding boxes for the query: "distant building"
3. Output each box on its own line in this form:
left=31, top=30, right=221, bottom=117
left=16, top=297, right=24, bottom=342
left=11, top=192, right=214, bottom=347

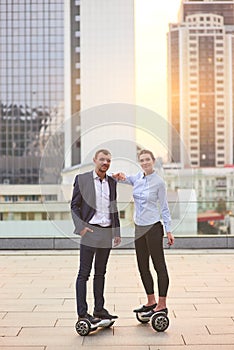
left=164, top=166, right=234, bottom=214
left=168, top=0, right=234, bottom=167
left=0, top=183, right=73, bottom=236
left=0, top=0, right=64, bottom=184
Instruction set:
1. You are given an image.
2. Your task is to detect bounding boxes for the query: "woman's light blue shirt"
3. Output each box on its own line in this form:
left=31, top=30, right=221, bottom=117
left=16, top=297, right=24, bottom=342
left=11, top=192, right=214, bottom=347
left=125, top=171, right=171, bottom=232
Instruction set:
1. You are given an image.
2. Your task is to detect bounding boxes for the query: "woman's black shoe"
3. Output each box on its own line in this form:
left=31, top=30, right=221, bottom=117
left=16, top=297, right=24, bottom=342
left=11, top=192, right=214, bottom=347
left=133, top=303, right=157, bottom=313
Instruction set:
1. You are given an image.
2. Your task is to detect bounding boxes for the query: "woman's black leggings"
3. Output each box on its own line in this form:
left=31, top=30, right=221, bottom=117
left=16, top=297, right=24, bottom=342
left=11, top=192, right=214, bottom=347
left=135, top=221, right=169, bottom=297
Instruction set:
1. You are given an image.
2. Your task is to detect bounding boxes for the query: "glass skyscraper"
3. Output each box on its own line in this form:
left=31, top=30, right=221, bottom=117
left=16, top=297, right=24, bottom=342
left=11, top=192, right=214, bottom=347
left=0, top=0, right=64, bottom=184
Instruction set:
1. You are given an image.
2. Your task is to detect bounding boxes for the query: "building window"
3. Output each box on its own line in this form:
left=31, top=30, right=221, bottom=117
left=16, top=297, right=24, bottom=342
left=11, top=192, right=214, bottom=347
left=4, top=196, right=18, bottom=202
left=21, top=213, right=27, bottom=220
left=42, top=212, right=47, bottom=220
left=28, top=213, right=35, bottom=220
left=45, top=195, right=57, bottom=201
left=119, top=210, right=125, bottom=219
left=25, top=195, right=39, bottom=201
left=48, top=213, right=55, bottom=220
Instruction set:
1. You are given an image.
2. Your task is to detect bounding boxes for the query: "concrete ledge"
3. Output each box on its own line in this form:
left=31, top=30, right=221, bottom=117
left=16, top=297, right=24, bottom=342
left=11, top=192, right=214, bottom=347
left=170, top=236, right=228, bottom=249
left=0, top=237, right=55, bottom=250
left=0, top=236, right=234, bottom=249
left=227, top=235, right=234, bottom=248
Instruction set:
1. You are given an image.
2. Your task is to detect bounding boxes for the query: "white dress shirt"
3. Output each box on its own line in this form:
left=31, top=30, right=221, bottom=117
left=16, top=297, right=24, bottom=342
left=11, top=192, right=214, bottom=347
left=124, top=171, right=171, bottom=232
left=89, top=171, right=111, bottom=227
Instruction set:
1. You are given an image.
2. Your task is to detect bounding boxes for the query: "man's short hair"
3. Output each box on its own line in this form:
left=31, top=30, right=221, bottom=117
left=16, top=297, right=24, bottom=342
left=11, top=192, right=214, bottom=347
left=94, top=149, right=111, bottom=159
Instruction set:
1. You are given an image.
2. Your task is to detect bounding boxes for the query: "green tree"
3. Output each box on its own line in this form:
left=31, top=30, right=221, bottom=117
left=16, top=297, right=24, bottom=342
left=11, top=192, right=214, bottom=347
left=216, top=198, right=226, bottom=214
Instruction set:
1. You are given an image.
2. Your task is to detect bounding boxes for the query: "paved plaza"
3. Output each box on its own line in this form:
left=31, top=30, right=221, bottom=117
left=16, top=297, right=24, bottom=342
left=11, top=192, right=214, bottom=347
left=0, top=249, right=234, bottom=350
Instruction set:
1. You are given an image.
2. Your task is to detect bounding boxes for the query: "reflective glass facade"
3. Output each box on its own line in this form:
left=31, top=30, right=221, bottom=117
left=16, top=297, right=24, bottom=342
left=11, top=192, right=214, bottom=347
left=0, top=0, right=64, bottom=184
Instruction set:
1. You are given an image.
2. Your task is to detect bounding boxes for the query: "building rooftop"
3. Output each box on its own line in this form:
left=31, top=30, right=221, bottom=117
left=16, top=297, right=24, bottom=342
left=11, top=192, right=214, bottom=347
left=0, top=249, right=234, bottom=349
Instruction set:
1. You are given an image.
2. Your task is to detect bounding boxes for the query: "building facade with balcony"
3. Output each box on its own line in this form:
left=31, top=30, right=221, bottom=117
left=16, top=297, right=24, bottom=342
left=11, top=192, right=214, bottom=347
left=165, top=166, right=234, bottom=214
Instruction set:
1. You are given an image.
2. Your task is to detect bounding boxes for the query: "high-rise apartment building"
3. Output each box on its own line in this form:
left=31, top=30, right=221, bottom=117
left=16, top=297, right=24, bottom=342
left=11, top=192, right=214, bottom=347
left=0, top=0, right=64, bottom=184
left=168, top=0, right=234, bottom=167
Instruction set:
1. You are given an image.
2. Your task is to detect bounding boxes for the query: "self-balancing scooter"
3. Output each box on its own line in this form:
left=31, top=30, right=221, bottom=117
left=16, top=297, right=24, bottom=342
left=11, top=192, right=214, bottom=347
left=75, top=317, right=115, bottom=336
left=134, top=305, right=169, bottom=332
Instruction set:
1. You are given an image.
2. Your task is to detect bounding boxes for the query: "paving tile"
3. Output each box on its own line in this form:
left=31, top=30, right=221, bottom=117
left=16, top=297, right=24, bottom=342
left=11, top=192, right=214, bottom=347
left=33, top=305, right=75, bottom=313
left=195, top=303, right=234, bottom=311
left=0, top=326, right=21, bottom=336
left=168, top=297, right=219, bottom=305
left=183, top=333, right=234, bottom=345
left=150, top=346, right=234, bottom=350
left=206, top=324, right=234, bottom=334
left=0, top=304, right=35, bottom=312
left=172, top=317, right=234, bottom=326
left=0, top=334, right=82, bottom=347
left=0, top=312, right=59, bottom=327
left=30, top=280, right=71, bottom=287
left=0, top=298, right=64, bottom=305
left=47, top=346, right=147, bottom=350
left=0, top=292, right=22, bottom=298
left=0, top=347, right=45, bottom=350
left=20, top=291, right=74, bottom=299
left=19, top=326, right=77, bottom=336
left=56, top=318, right=75, bottom=327
left=180, top=291, right=234, bottom=297
left=174, top=309, right=234, bottom=318
left=216, top=297, right=234, bottom=304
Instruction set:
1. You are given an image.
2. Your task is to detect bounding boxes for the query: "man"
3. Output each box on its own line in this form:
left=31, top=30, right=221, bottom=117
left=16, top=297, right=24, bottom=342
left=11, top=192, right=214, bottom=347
left=71, top=149, right=121, bottom=327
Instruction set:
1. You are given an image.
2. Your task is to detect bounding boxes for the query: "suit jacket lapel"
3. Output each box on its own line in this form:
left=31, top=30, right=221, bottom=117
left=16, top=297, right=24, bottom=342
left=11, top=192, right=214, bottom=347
left=107, top=175, right=114, bottom=201
left=88, top=171, right=96, bottom=209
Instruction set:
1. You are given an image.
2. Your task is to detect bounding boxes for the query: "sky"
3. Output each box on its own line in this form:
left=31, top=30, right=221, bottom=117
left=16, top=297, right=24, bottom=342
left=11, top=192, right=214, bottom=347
left=135, top=0, right=182, bottom=119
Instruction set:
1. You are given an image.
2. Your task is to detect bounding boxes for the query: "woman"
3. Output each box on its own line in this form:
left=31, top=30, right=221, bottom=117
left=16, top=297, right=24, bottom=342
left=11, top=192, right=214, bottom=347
left=113, top=149, right=174, bottom=317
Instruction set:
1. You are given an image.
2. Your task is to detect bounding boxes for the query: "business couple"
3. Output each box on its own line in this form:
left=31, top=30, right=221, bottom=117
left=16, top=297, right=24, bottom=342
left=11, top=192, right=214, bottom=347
left=71, top=149, right=174, bottom=327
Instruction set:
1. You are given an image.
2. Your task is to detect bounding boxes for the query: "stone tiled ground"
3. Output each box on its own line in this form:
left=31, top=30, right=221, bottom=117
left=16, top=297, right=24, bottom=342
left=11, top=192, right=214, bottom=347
left=0, top=249, right=234, bottom=349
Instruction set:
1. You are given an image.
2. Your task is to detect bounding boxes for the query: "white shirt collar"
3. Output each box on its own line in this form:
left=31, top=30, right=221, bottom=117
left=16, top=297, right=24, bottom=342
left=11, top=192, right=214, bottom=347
left=93, top=170, right=107, bottom=182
